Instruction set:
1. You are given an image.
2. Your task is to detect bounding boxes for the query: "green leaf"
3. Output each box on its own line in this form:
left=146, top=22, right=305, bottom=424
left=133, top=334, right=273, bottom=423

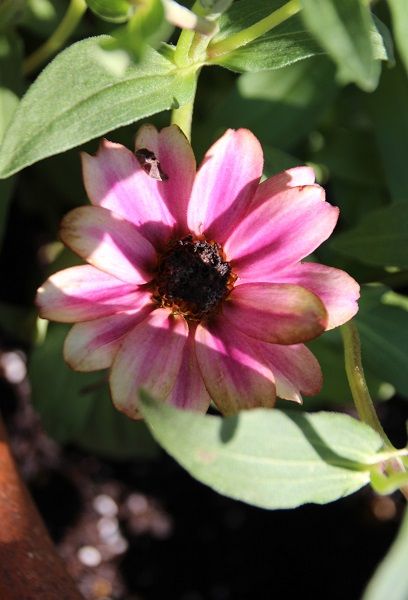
left=0, top=36, right=196, bottom=178
left=86, top=0, right=133, bottom=23
left=210, top=0, right=323, bottom=72
left=363, top=507, right=408, bottom=600
left=0, top=32, right=22, bottom=247
left=301, top=0, right=380, bottom=91
left=331, top=202, right=408, bottom=269
left=367, top=61, right=408, bottom=203
left=140, top=394, right=383, bottom=509
left=388, top=0, right=408, bottom=74
left=356, top=286, right=408, bottom=398
left=207, top=55, right=338, bottom=151
left=30, top=324, right=158, bottom=459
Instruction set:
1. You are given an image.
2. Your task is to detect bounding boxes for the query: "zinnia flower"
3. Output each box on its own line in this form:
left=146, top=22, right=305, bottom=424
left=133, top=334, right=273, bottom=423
left=37, top=126, right=359, bottom=417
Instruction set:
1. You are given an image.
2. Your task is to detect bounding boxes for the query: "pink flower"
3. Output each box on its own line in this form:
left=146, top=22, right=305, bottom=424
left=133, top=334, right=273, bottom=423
left=37, top=126, right=359, bottom=417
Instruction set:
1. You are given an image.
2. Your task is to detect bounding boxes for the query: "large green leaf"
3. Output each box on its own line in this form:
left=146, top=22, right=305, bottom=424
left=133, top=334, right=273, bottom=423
left=367, top=62, right=408, bottom=203
left=140, top=394, right=383, bottom=509
left=209, top=0, right=391, bottom=74
left=331, top=202, right=408, bottom=269
left=0, top=36, right=196, bottom=178
left=388, top=0, right=408, bottom=74
left=30, top=324, right=158, bottom=459
left=363, top=507, right=408, bottom=600
left=207, top=55, right=338, bottom=151
left=301, top=0, right=380, bottom=91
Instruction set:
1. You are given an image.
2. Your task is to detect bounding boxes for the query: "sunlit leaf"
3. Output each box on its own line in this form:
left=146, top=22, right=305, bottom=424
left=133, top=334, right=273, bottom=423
left=301, top=0, right=380, bottom=91
left=140, top=394, right=382, bottom=509
left=363, top=507, right=408, bottom=600
left=0, top=36, right=196, bottom=178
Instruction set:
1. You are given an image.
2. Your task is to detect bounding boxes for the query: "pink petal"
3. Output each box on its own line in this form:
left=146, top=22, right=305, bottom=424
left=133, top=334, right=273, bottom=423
left=36, top=265, right=143, bottom=322
left=64, top=297, right=153, bottom=372
left=187, top=129, right=263, bottom=244
left=166, top=325, right=211, bottom=412
left=273, top=263, right=360, bottom=329
left=223, top=283, right=327, bottom=344
left=60, top=206, right=156, bottom=284
left=110, top=309, right=189, bottom=419
left=250, top=166, right=316, bottom=210
left=81, top=139, right=175, bottom=246
left=195, top=318, right=276, bottom=415
left=135, top=124, right=196, bottom=234
left=224, top=185, right=339, bottom=280
left=260, top=342, right=322, bottom=402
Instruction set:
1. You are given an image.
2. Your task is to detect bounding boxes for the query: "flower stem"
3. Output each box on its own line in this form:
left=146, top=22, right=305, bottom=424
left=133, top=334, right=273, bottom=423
left=341, top=320, right=392, bottom=448
left=207, top=0, right=301, bottom=58
left=23, top=0, right=87, bottom=76
left=171, top=96, right=195, bottom=142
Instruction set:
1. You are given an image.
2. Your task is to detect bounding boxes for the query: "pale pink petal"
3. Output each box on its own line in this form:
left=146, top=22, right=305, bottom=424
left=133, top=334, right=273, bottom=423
left=63, top=296, right=153, bottom=372
left=272, top=263, right=360, bottom=329
left=224, top=185, right=339, bottom=279
left=251, top=166, right=316, bottom=210
left=195, top=318, right=275, bottom=415
left=187, top=129, right=263, bottom=244
left=223, top=283, right=327, bottom=344
left=135, top=124, right=196, bottom=233
left=259, top=342, right=322, bottom=402
left=166, top=325, right=211, bottom=412
left=36, top=265, right=143, bottom=323
left=81, top=139, right=175, bottom=246
left=110, top=309, right=189, bottom=419
left=60, top=206, right=156, bottom=284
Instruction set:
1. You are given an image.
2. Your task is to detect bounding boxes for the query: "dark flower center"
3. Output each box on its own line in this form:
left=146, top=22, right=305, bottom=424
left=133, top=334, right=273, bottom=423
left=152, top=235, right=236, bottom=321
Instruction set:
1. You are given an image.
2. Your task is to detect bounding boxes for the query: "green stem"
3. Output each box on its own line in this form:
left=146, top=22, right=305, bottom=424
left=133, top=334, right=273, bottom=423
left=207, top=0, right=301, bottom=58
left=341, top=320, right=392, bottom=448
left=171, top=96, right=195, bottom=142
left=23, top=0, right=87, bottom=76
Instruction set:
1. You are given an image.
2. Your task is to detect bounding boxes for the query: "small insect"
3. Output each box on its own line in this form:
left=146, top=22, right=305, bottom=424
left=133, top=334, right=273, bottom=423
left=135, top=148, right=169, bottom=181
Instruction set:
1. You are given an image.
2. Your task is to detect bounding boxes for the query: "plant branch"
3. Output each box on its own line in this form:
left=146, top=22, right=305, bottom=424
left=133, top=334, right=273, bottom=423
left=23, top=0, right=87, bottom=76
left=207, top=0, right=301, bottom=59
left=341, top=320, right=392, bottom=448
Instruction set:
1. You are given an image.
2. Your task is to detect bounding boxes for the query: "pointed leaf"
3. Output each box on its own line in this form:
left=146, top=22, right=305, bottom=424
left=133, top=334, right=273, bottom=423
left=140, top=394, right=383, bottom=509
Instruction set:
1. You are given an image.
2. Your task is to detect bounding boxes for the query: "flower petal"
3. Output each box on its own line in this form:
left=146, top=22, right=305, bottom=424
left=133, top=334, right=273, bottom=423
left=135, top=124, right=196, bottom=233
left=81, top=139, right=175, bottom=246
left=60, top=206, right=156, bottom=284
left=251, top=166, right=316, bottom=210
left=110, top=309, right=189, bottom=419
left=272, top=263, right=360, bottom=329
left=195, top=318, right=275, bottom=414
left=187, top=129, right=263, bottom=244
left=166, top=325, right=211, bottom=412
left=36, top=265, right=142, bottom=322
left=64, top=296, right=153, bottom=372
left=224, top=185, right=339, bottom=279
left=223, top=283, right=327, bottom=344
left=259, top=342, right=322, bottom=402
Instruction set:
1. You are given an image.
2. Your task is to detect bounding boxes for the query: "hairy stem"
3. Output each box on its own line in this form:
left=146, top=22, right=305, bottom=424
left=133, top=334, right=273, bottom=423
left=207, top=0, right=301, bottom=58
left=23, top=0, right=87, bottom=75
left=341, top=320, right=392, bottom=448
